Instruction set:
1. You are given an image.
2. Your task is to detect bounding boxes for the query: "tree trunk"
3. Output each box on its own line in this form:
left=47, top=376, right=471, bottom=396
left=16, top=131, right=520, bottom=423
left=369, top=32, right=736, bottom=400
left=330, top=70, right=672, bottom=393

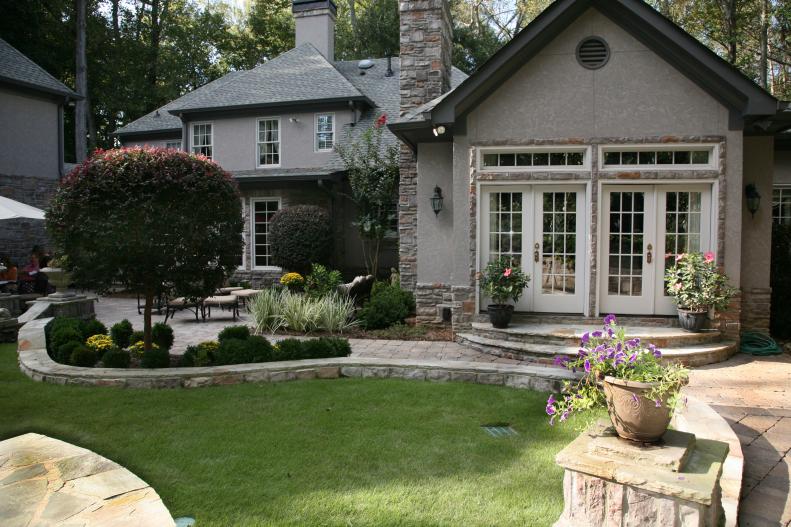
left=348, top=0, right=358, bottom=55
left=759, top=0, right=769, bottom=89
left=75, top=0, right=88, bottom=162
left=143, top=291, right=154, bottom=352
left=723, top=0, right=738, bottom=64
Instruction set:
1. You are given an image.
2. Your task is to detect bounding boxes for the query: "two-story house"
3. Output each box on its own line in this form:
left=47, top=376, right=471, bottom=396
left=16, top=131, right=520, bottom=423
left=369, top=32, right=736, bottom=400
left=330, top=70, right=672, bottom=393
left=0, top=38, right=79, bottom=265
left=115, top=0, right=466, bottom=285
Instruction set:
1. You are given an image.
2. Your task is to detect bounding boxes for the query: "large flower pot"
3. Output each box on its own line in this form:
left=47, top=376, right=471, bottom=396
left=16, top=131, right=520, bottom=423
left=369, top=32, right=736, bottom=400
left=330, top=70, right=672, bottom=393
left=602, top=376, right=672, bottom=443
left=487, top=304, right=514, bottom=329
left=677, top=308, right=708, bottom=333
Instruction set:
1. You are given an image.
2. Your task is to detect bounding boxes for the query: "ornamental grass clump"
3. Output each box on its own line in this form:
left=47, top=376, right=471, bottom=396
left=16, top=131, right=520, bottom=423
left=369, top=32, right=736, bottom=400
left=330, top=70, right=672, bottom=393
left=545, top=315, right=689, bottom=426
left=664, top=252, right=735, bottom=312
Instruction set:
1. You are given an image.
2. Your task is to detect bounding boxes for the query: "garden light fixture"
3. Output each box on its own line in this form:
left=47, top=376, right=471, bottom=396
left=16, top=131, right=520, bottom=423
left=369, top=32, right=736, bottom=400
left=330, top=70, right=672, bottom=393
left=433, top=125, right=446, bottom=136
left=745, top=184, right=761, bottom=217
left=431, top=186, right=444, bottom=216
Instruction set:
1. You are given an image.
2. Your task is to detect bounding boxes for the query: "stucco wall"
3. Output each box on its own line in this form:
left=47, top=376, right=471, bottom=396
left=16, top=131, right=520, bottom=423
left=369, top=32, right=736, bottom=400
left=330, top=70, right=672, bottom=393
left=0, top=87, right=59, bottom=179
left=417, top=143, right=454, bottom=283
left=776, top=150, right=791, bottom=185
left=186, top=109, right=353, bottom=172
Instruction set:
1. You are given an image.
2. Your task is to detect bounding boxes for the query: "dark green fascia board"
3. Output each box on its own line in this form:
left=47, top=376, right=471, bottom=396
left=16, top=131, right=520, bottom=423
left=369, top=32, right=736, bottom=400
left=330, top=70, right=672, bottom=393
left=0, top=76, right=80, bottom=103
left=168, top=96, right=374, bottom=119
left=431, top=0, right=778, bottom=127
left=114, top=128, right=182, bottom=139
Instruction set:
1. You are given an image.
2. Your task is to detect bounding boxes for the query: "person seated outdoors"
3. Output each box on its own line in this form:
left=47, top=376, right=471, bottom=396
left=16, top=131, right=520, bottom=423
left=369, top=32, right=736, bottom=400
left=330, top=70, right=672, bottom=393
left=0, top=254, right=17, bottom=293
left=18, top=246, right=52, bottom=295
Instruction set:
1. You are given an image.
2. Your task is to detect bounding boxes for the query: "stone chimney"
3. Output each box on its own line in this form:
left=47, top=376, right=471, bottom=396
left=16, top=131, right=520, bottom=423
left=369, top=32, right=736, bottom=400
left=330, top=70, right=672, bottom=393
left=397, top=0, right=452, bottom=293
left=292, top=0, right=336, bottom=61
left=399, top=0, right=453, bottom=114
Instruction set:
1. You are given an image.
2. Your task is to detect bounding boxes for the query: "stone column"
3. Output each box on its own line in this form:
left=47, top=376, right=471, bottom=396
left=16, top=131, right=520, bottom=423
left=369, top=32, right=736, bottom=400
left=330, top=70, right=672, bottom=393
left=398, top=0, right=452, bottom=291
left=554, top=420, right=729, bottom=527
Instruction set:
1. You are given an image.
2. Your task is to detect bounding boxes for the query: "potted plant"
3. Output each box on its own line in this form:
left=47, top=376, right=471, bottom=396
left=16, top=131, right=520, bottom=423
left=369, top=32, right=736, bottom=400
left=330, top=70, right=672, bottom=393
left=479, top=257, right=530, bottom=328
left=546, top=315, right=688, bottom=443
left=280, top=272, right=305, bottom=293
left=664, top=252, right=735, bottom=332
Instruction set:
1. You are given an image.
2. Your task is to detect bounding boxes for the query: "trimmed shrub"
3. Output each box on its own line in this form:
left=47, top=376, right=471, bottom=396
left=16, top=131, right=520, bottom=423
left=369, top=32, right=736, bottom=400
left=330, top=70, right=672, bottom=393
left=70, top=346, right=97, bottom=367
left=305, top=264, right=343, bottom=299
left=274, top=338, right=304, bottom=361
left=269, top=205, right=332, bottom=274
left=358, top=282, right=416, bottom=329
left=213, top=338, right=251, bottom=365
left=79, top=319, right=107, bottom=340
left=130, top=330, right=145, bottom=345
left=110, top=319, right=134, bottom=348
left=55, top=341, right=82, bottom=364
left=51, top=326, right=84, bottom=352
left=180, top=341, right=218, bottom=367
left=319, top=336, right=352, bottom=357
left=218, top=325, right=251, bottom=342
left=246, top=335, right=275, bottom=362
left=102, top=349, right=131, bottom=368
left=141, top=347, right=170, bottom=368
left=151, top=322, right=174, bottom=350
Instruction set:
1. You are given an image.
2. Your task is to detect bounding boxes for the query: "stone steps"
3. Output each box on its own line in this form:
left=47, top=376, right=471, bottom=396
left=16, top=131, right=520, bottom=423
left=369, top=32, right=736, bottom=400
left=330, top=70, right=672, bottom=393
left=457, top=328, right=738, bottom=367
left=474, top=313, right=681, bottom=328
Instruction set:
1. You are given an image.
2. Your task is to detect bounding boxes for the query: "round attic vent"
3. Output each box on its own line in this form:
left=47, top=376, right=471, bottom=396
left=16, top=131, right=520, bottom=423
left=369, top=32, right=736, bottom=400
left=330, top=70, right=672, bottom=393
left=358, top=59, right=374, bottom=70
left=576, top=37, right=610, bottom=69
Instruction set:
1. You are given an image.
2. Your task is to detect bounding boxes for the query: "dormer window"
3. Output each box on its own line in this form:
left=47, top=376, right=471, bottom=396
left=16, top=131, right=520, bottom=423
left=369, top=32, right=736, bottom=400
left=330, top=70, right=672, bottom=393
left=316, top=113, right=334, bottom=152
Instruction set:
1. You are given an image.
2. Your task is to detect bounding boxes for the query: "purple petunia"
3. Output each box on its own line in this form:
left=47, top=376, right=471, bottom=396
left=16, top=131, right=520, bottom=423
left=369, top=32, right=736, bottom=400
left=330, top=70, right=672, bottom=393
left=547, top=394, right=556, bottom=405
left=560, top=411, right=570, bottom=422
left=592, top=331, right=603, bottom=338
left=554, top=356, right=568, bottom=367
left=578, top=349, right=588, bottom=357
left=546, top=405, right=556, bottom=416
left=603, top=314, right=617, bottom=326
left=653, top=349, right=662, bottom=358
left=584, top=359, right=591, bottom=373
left=629, top=353, right=638, bottom=363
left=581, top=332, right=590, bottom=344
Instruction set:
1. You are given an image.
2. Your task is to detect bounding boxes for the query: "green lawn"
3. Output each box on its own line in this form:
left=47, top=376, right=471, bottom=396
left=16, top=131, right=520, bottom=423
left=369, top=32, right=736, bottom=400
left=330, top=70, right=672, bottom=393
left=0, top=343, right=579, bottom=526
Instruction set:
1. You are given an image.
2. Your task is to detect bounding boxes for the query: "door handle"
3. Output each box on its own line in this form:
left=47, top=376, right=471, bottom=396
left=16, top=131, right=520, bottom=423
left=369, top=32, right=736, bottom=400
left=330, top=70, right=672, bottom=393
left=647, top=243, right=653, bottom=264
left=534, top=243, right=540, bottom=263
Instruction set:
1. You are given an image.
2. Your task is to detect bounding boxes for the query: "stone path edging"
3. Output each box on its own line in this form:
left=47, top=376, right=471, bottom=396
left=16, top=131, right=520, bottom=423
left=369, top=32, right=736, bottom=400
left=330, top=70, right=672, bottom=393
left=17, top=318, right=576, bottom=391
left=673, top=395, right=744, bottom=527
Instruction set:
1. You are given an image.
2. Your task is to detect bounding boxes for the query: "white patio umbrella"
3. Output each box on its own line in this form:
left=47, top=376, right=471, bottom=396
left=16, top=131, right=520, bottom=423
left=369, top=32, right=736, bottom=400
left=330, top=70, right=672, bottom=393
left=0, top=196, right=46, bottom=220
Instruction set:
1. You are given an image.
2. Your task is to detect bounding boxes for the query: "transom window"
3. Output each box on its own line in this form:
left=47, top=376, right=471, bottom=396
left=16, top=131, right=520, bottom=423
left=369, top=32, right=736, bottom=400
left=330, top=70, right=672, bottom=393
left=252, top=199, right=280, bottom=268
left=773, top=187, right=791, bottom=225
left=258, top=118, right=280, bottom=166
left=191, top=123, right=212, bottom=159
left=316, top=113, right=335, bottom=152
left=601, top=146, right=714, bottom=169
left=481, top=149, right=588, bottom=170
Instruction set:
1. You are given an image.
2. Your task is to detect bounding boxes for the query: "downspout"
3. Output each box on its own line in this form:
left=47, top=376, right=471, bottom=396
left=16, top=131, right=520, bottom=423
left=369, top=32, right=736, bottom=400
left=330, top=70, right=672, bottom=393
left=57, top=99, right=65, bottom=179
left=349, top=100, right=357, bottom=126
left=181, top=115, right=188, bottom=151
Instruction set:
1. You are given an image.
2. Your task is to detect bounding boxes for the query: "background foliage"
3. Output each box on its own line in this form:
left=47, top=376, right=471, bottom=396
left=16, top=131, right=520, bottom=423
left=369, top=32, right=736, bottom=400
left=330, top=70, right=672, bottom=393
left=3, top=0, right=789, bottom=162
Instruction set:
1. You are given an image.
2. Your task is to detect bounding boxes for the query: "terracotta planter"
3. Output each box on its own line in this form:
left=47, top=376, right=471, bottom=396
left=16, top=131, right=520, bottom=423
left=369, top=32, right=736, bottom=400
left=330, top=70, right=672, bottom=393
left=487, top=304, right=514, bottom=329
left=677, top=308, right=708, bottom=332
left=602, top=376, right=672, bottom=443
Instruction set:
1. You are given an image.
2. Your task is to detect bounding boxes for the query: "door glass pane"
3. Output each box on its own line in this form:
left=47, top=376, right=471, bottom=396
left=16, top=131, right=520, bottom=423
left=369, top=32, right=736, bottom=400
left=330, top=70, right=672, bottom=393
left=489, top=192, right=523, bottom=268
left=607, top=191, right=645, bottom=296
left=541, top=192, right=576, bottom=295
left=663, top=191, right=703, bottom=296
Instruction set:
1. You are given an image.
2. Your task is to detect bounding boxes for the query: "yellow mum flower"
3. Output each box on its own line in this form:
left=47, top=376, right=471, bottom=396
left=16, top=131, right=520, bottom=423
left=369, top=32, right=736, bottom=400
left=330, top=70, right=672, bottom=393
left=280, top=272, right=304, bottom=287
left=86, top=334, right=115, bottom=353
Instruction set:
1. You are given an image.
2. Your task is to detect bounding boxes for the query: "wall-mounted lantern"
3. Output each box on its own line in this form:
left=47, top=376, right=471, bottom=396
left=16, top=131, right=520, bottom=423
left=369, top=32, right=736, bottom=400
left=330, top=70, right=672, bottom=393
left=432, top=125, right=446, bottom=137
left=431, top=186, right=444, bottom=216
left=745, top=184, right=761, bottom=217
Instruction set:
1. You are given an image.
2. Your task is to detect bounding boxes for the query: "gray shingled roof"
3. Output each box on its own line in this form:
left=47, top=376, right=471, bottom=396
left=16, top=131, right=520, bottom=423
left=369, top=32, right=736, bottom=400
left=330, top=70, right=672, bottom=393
left=169, top=44, right=366, bottom=113
left=0, top=38, right=77, bottom=98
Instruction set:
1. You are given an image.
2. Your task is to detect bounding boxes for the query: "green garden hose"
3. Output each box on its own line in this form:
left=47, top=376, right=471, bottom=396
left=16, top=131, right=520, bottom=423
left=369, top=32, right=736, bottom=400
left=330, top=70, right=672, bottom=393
left=740, top=331, right=783, bottom=356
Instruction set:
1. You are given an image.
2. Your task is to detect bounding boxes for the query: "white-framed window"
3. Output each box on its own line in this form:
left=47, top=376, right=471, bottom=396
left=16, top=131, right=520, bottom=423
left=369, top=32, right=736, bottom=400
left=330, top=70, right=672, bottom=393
left=257, top=118, right=280, bottom=167
left=251, top=198, right=280, bottom=269
left=191, top=122, right=212, bottom=159
left=315, top=113, right=335, bottom=152
left=238, top=198, right=247, bottom=270
left=599, top=145, right=717, bottom=170
left=165, top=141, right=181, bottom=150
left=479, top=146, right=591, bottom=172
left=773, top=186, right=791, bottom=225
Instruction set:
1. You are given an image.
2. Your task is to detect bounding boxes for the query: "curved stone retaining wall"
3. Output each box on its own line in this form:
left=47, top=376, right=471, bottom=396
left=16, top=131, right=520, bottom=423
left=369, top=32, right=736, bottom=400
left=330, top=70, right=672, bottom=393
left=17, top=318, right=576, bottom=391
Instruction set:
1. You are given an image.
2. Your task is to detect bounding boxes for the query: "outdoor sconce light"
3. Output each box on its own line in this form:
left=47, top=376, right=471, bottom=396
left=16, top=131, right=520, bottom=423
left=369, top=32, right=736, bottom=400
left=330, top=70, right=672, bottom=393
left=431, top=186, right=444, bottom=216
left=745, top=184, right=761, bottom=217
left=433, top=125, right=446, bottom=137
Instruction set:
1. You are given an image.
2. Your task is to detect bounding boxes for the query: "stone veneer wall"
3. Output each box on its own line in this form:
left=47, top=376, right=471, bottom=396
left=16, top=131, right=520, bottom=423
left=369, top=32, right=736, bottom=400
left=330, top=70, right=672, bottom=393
left=0, top=174, right=58, bottom=265
left=740, top=288, right=770, bottom=332
left=398, top=0, right=453, bottom=292
left=415, top=283, right=475, bottom=330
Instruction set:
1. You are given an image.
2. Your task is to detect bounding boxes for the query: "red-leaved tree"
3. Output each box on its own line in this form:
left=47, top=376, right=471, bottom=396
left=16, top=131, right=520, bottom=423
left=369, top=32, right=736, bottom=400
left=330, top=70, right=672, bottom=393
left=47, top=147, right=243, bottom=351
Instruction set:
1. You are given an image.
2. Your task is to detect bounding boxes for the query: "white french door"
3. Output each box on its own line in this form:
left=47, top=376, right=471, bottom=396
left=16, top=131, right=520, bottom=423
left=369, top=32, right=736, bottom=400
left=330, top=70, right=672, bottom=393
left=599, top=185, right=713, bottom=315
left=480, top=185, right=587, bottom=313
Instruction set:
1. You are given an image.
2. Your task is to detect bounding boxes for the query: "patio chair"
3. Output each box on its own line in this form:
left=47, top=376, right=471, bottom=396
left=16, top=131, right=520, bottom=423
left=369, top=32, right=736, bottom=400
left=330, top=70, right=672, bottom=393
left=230, top=289, right=261, bottom=308
left=164, top=297, right=203, bottom=322
left=202, top=295, right=240, bottom=321
left=338, top=275, right=374, bottom=306
left=218, top=286, right=244, bottom=295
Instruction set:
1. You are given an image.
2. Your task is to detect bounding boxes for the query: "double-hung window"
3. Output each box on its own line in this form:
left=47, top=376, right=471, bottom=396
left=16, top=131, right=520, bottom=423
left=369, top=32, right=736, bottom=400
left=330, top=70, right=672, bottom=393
left=773, top=187, right=791, bottom=225
left=315, top=113, right=334, bottom=152
left=191, top=123, right=212, bottom=159
left=258, top=118, right=280, bottom=166
left=252, top=198, right=280, bottom=268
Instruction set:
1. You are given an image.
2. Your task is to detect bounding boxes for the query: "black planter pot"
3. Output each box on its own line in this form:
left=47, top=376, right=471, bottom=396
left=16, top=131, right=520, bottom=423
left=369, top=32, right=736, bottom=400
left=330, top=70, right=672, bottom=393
left=677, top=308, right=708, bottom=332
left=487, top=304, right=514, bottom=329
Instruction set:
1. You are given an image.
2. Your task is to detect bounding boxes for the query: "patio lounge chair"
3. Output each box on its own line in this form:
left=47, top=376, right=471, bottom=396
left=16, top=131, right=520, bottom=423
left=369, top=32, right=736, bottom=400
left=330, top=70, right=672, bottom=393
left=164, top=297, right=203, bottom=322
left=338, top=275, right=374, bottom=306
left=202, top=295, right=240, bottom=321
left=230, top=289, right=261, bottom=308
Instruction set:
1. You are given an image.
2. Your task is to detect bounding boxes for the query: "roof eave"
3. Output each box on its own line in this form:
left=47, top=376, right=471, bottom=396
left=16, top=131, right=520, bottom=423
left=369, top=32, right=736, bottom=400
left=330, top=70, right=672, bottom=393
left=0, top=76, right=80, bottom=101
left=168, top=96, right=374, bottom=117
left=114, top=127, right=182, bottom=138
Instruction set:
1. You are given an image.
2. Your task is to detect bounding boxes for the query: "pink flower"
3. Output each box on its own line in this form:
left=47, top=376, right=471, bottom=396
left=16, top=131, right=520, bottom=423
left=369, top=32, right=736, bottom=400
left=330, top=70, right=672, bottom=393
left=675, top=254, right=685, bottom=262
left=674, top=282, right=683, bottom=291
left=375, top=114, right=388, bottom=128
left=503, top=268, right=512, bottom=277
left=704, top=251, right=715, bottom=263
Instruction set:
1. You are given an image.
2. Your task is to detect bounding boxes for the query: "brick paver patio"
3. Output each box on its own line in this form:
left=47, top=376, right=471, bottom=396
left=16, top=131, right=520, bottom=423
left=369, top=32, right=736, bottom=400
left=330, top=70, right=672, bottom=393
left=93, top=296, right=791, bottom=525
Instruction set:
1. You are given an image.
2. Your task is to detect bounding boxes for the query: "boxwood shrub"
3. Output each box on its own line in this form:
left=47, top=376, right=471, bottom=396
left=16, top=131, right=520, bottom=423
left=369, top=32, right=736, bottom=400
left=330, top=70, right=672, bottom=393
left=141, top=347, right=170, bottom=368
left=102, top=348, right=131, bottom=368
left=269, top=205, right=332, bottom=274
left=218, top=325, right=251, bottom=342
left=358, top=282, right=416, bottom=329
left=80, top=319, right=107, bottom=340
left=70, top=346, right=97, bottom=367
left=151, top=322, right=174, bottom=350
left=110, top=319, right=134, bottom=348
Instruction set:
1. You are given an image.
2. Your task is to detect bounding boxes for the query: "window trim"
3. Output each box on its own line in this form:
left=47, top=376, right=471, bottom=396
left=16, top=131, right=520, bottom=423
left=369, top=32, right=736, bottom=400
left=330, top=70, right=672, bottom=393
left=256, top=117, right=282, bottom=168
left=478, top=146, right=592, bottom=172
left=190, top=121, right=213, bottom=159
left=773, top=185, right=791, bottom=225
left=250, top=197, right=282, bottom=271
left=165, top=141, right=182, bottom=150
left=315, top=112, right=335, bottom=153
left=238, top=197, right=247, bottom=271
left=598, top=144, right=718, bottom=171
